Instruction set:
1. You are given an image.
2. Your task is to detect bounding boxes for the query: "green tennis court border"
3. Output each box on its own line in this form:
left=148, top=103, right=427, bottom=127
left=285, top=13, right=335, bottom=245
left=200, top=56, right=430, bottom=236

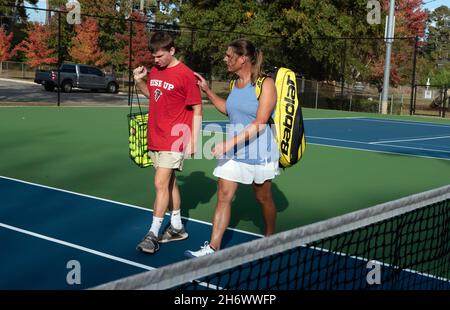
left=0, top=106, right=449, bottom=234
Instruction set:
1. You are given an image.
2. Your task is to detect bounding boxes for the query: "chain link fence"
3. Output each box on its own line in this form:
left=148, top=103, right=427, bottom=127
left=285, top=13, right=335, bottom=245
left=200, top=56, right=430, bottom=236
left=1, top=4, right=446, bottom=117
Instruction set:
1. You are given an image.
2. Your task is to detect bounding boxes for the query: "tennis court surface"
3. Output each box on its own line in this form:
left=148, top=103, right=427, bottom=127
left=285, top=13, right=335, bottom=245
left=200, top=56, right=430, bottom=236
left=1, top=113, right=449, bottom=289
left=0, top=176, right=259, bottom=289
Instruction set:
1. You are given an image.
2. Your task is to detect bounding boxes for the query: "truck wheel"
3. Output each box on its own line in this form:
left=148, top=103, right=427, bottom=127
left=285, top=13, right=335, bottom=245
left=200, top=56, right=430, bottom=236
left=62, top=81, right=72, bottom=93
left=44, top=84, right=55, bottom=91
left=107, top=82, right=118, bottom=93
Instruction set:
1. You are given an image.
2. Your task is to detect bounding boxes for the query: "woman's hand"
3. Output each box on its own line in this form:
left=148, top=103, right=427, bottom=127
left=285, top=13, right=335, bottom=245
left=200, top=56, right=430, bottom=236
left=211, top=141, right=233, bottom=158
left=194, top=72, right=210, bottom=93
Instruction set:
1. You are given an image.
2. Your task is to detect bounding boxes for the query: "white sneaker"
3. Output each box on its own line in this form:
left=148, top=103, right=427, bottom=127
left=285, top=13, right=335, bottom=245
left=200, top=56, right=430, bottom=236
left=184, top=241, right=215, bottom=258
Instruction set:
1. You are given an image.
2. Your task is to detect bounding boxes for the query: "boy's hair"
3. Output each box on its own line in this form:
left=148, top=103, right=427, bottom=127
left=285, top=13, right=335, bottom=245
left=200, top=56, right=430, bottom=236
left=149, top=31, right=175, bottom=53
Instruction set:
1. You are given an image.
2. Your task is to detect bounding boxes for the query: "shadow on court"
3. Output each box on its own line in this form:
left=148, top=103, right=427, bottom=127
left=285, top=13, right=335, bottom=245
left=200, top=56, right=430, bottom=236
left=226, top=183, right=289, bottom=244
left=178, top=171, right=217, bottom=217
left=178, top=170, right=289, bottom=247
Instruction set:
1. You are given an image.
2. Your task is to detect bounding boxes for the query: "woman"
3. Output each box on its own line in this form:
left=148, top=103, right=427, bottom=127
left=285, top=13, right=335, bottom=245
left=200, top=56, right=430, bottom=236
left=185, top=39, right=280, bottom=258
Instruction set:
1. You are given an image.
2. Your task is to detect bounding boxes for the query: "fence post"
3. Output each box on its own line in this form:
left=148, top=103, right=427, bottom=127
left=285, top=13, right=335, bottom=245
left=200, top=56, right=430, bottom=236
left=349, top=93, right=352, bottom=112
left=378, top=93, right=382, bottom=113
left=409, top=36, right=418, bottom=115
left=340, top=38, right=347, bottom=110
left=443, top=86, right=448, bottom=118
left=390, top=94, right=393, bottom=114
left=128, top=19, right=133, bottom=106
left=315, top=81, right=319, bottom=109
left=400, top=94, right=404, bottom=115
left=57, top=11, right=61, bottom=107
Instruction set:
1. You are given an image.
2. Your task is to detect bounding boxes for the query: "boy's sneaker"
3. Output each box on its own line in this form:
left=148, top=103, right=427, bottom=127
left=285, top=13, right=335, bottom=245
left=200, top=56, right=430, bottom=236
left=136, top=231, right=159, bottom=254
left=184, top=242, right=215, bottom=258
left=159, top=224, right=188, bottom=243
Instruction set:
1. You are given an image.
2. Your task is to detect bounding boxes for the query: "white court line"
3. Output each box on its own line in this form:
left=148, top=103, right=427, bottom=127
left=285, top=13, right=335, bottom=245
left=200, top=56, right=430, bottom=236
left=370, top=135, right=450, bottom=144
left=0, top=176, right=262, bottom=238
left=308, top=135, right=450, bottom=154
left=372, top=143, right=450, bottom=154
left=201, top=133, right=450, bottom=160
left=353, top=117, right=450, bottom=128
left=308, top=142, right=450, bottom=161
left=0, top=222, right=155, bottom=271
left=308, top=135, right=370, bottom=145
left=304, top=116, right=365, bottom=120
left=308, top=245, right=450, bottom=283
left=203, top=117, right=364, bottom=123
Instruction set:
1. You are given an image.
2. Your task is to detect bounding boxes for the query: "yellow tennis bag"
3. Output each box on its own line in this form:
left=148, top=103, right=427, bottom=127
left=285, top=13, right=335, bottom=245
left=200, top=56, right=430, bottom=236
left=230, top=67, right=306, bottom=168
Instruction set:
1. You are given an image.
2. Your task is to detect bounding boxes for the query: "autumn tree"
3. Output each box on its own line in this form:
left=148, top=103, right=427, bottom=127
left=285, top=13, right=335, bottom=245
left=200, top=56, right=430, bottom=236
left=0, top=25, right=13, bottom=74
left=0, top=26, right=13, bottom=61
left=114, top=11, right=153, bottom=69
left=369, top=0, right=427, bottom=89
left=13, top=22, right=57, bottom=68
left=69, top=17, right=108, bottom=67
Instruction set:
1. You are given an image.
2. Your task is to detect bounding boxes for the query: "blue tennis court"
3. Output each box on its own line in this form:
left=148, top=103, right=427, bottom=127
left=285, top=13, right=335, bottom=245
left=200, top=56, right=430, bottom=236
left=203, top=117, right=450, bottom=160
left=1, top=175, right=449, bottom=289
left=0, top=176, right=259, bottom=289
left=1, top=116, right=449, bottom=289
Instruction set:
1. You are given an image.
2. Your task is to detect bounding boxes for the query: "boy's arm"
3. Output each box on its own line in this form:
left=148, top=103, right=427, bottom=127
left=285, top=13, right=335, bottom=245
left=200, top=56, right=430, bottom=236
left=135, top=79, right=150, bottom=99
left=188, top=104, right=203, bottom=156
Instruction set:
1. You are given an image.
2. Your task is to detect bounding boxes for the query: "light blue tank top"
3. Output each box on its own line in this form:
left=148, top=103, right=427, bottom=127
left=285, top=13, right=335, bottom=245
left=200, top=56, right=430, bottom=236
left=225, top=82, right=280, bottom=164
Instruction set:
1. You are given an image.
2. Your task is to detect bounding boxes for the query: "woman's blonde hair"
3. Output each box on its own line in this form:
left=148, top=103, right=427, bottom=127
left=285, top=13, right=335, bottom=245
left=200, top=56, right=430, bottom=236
left=228, top=39, right=264, bottom=84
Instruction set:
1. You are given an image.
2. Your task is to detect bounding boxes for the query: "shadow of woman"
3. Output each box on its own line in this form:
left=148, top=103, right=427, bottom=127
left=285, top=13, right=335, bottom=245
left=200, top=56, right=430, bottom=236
left=223, top=182, right=289, bottom=247
left=177, top=171, right=217, bottom=218
left=178, top=172, right=289, bottom=249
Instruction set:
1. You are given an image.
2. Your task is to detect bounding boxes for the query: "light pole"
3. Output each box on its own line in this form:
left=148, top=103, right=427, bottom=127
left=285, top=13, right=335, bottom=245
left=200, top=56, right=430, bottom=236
left=381, top=0, right=395, bottom=114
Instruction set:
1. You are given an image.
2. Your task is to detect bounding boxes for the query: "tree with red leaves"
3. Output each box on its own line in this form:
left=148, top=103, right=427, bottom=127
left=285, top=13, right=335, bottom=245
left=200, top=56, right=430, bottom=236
left=370, top=0, right=427, bottom=89
left=0, top=26, right=14, bottom=74
left=0, top=26, right=14, bottom=62
left=69, top=17, right=109, bottom=67
left=13, top=22, right=57, bottom=68
left=115, top=11, right=153, bottom=69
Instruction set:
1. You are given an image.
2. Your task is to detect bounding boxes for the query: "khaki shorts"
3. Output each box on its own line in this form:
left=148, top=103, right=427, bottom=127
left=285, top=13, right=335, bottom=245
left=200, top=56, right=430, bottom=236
left=148, top=151, right=185, bottom=171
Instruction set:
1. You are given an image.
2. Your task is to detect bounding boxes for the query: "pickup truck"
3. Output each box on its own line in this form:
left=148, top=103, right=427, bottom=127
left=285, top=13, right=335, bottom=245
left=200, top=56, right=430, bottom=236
left=34, top=64, right=119, bottom=93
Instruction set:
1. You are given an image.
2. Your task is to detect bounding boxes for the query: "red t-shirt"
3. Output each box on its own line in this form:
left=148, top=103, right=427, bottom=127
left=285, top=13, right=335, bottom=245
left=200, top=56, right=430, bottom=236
left=147, top=62, right=201, bottom=152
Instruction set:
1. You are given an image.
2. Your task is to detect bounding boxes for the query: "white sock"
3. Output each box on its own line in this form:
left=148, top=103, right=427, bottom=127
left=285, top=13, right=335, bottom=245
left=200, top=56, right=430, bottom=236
left=149, top=216, right=163, bottom=236
left=171, top=209, right=182, bottom=230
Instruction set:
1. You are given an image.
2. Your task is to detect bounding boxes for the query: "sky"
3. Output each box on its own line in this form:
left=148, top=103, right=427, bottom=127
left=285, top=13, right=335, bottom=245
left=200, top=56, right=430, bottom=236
left=26, top=0, right=450, bottom=23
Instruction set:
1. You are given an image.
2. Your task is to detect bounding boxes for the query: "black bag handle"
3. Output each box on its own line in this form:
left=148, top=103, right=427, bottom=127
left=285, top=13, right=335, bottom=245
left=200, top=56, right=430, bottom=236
left=129, top=80, right=143, bottom=116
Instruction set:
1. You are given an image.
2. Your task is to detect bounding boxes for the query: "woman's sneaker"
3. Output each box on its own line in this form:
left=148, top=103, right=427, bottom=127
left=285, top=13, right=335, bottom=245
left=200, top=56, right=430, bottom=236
left=184, top=242, right=215, bottom=258
left=159, top=224, right=188, bottom=243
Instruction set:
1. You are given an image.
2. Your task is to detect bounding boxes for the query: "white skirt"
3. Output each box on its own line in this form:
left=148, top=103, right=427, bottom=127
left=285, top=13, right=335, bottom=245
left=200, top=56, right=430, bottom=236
left=213, top=159, right=280, bottom=185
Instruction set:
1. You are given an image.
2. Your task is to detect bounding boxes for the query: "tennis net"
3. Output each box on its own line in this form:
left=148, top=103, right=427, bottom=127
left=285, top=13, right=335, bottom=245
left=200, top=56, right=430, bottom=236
left=93, top=184, right=450, bottom=290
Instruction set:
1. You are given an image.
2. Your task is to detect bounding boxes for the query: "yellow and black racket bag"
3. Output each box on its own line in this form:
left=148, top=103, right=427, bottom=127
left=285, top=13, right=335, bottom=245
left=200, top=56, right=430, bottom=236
left=229, top=67, right=306, bottom=168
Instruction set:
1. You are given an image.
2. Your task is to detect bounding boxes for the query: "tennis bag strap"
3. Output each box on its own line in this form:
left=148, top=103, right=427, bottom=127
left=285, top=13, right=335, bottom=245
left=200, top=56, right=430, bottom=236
left=228, top=68, right=306, bottom=168
left=129, top=82, right=143, bottom=116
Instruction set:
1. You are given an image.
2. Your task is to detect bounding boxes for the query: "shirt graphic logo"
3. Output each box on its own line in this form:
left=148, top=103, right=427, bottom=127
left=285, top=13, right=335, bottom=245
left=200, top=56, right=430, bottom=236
left=154, top=89, right=162, bottom=102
